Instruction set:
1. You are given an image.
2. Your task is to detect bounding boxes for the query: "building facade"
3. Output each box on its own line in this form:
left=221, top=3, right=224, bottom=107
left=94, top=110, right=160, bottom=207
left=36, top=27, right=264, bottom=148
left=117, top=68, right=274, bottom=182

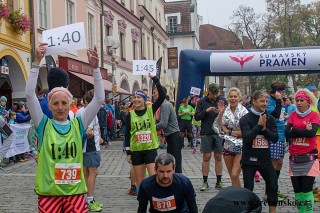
left=0, top=0, right=32, bottom=106
left=164, top=0, right=200, bottom=101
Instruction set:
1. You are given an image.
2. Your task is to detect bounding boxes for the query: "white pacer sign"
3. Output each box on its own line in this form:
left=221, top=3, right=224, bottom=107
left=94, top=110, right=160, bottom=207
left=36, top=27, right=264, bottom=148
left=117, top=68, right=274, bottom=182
left=42, top=22, right=87, bottom=56
left=132, top=60, right=157, bottom=76
left=210, top=48, right=320, bottom=73
left=190, top=87, right=201, bottom=96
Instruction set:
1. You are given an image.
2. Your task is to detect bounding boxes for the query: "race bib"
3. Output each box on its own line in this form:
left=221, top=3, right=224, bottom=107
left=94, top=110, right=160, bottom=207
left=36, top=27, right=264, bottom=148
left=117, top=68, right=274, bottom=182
left=292, top=138, right=310, bottom=146
left=54, top=163, right=81, bottom=184
left=135, top=131, right=152, bottom=143
left=252, top=135, right=268, bottom=148
left=152, top=195, right=177, bottom=212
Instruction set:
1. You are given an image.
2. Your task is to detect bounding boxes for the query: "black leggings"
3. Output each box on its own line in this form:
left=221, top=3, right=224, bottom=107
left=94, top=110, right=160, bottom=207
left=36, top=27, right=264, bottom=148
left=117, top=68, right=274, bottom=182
left=242, top=163, right=278, bottom=206
left=291, top=176, right=315, bottom=193
left=166, top=132, right=183, bottom=173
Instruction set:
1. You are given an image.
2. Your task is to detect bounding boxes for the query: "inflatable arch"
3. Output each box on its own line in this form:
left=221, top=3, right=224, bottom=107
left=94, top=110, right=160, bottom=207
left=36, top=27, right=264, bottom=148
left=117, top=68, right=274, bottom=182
left=177, top=47, right=320, bottom=104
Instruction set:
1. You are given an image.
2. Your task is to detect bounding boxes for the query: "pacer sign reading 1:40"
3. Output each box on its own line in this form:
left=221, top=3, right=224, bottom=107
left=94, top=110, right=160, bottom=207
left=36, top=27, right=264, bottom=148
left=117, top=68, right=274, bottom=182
left=42, top=22, right=87, bottom=56
left=133, top=60, right=157, bottom=76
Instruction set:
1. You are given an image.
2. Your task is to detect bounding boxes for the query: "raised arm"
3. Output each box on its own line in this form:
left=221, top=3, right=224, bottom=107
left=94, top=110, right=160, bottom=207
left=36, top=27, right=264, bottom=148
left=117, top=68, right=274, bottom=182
left=81, top=46, right=104, bottom=129
left=25, top=43, right=47, bottom=127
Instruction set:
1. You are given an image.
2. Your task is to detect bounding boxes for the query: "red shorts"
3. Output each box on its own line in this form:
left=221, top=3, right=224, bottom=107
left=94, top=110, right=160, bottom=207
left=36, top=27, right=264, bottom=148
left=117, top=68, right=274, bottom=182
left=38, top=194, right=87, bottom=213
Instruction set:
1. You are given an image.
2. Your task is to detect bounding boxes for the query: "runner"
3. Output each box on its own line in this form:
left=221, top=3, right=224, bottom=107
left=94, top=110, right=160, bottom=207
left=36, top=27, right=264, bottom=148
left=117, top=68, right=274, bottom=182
left=26, top=43, right=104, bottom=213
left=124, top=74, right=165, bottom=192
left=194, top=83, right=227, bottom=191
left=214, top=87, right=248, bottom=186
left=137, top=153, right=198, bottom=213
left=265, top=81, right=288, bottom=201
left=239, top=90, right=278, bottom=213
left=76, top=90, right=103, bottom=212
left=285, top=89, right=320, bottom=212
left=154, top=86, right=183, bottom=173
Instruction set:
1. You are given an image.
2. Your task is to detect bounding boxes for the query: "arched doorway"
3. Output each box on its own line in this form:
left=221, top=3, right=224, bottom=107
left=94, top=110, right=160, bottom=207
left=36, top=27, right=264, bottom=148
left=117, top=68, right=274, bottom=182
left=120, top=78, right=130, bottom=101
left=0, top=49, right=28, bottom=108
left=132, top=80, right=140, bottom=93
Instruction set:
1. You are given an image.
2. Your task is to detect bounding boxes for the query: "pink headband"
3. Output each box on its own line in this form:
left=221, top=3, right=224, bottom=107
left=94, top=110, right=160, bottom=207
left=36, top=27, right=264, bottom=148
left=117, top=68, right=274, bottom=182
left=295, top=91, right=311, bottom=104
left=48, top=89, right=72, bottom=102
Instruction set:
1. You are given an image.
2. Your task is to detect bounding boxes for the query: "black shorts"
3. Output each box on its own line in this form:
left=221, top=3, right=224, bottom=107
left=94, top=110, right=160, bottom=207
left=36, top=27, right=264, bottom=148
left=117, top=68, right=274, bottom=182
left=131, top=149, right=158, bottom=166
left=179, top=119, right=193, bottom=133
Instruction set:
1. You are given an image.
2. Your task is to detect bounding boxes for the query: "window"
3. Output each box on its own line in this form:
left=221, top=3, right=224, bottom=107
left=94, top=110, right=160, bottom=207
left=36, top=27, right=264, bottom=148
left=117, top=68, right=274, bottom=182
left=142, top=33, right=145, bottom=58
left=130, top=0, right=134, bottom=12
left=39, top=0, right=48, bottom=29
left=7, top=0, right=13, bottom=11
left=120, top=33, right=125, bottom=60
left=66, top=0, right=75, bottom=25
left=88, top=13, right=94, bottom=50
left=147, top=36, right=150, bottom=59
left=155, top=8, right=157, bottom=22
left=168, top=17, right=177, bottom=33
left=132, top=41, right=137, bottom=60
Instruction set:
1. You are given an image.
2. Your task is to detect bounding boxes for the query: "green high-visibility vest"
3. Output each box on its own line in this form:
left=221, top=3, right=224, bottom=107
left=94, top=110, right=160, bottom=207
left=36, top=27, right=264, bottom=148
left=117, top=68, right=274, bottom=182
left=130, top=105, right=159, bottom=151
left=35, top=118, right=87, bottom=196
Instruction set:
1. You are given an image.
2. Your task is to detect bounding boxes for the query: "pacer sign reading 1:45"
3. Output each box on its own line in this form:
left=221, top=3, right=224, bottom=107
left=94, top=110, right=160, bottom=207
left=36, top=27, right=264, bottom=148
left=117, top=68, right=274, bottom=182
left=42, top=22, right=87, bottom=56
left=133, top=60, right=157, bottom=76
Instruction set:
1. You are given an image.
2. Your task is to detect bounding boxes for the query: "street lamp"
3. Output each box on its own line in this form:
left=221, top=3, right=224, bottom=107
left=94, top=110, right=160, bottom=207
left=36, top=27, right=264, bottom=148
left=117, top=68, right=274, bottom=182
left=104, top=36, right=120, bottom=97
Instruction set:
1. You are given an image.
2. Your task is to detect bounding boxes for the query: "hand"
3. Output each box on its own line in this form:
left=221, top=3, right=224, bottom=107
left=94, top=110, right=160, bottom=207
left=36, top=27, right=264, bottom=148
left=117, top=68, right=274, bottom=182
left=217, top=100, right=226, bottom=113
left=258, top=114, right=267, bottom=129
left=86, top=128, right=94, bottom=139
left=87, top=45, right=99, bottom=69
left=306, top=122, right=312, bottom=130
left=127, top=155, right=132, bottom=164
left=35, top=43, right=48, bottom=65
left=206, top=106, right=216, bottom=113
left=275, top=91, right=282, bottom=99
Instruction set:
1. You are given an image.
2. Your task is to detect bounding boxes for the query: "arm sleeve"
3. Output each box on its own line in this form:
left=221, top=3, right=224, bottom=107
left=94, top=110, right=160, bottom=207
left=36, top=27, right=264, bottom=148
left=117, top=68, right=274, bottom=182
left=185, top=180, right=198, bottom=213
left=80, top=68, right=104, bottom=129
left=194, top=99, right=206, bottom=121
left=240, top=117, right=263, bottom=143
left=287, top=124, right=318, bottom=138
left=137, top=184, right=149, bottom=213
left=156, top=104, right=170, bottom=130
left=25, top=64, right=44, bottom=127
left=152, top=76, right=165, bottom=114
left=266, top=99, right=282, bottom=118
left=262, top=117, right=279, bottom=143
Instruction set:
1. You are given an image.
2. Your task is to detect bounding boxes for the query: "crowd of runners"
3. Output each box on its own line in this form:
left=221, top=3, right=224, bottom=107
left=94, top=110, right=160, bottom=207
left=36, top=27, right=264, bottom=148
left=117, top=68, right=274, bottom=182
left=0, top=43, right=319, bottom=213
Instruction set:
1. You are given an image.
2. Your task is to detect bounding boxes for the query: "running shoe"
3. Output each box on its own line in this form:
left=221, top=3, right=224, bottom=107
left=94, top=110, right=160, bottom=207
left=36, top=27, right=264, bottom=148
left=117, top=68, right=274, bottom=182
left=200, top=182, right=209, bottom=191
left=87, top=201, right=102, bottom=212
left=254, top=173, right=260, bottom=182
left=215, top=181, right=224, bottom=190
left=277, top=191, right=288, bottom=199
left=128, top=188, right=137, bottom=196
left=92, top=200, right=103, bottom=208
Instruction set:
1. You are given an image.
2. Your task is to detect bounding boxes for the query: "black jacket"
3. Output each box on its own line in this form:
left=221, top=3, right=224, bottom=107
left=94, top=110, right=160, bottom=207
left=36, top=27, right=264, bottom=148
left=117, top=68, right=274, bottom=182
left=240, top=111, right=278, bottom=165
left=194, top=95, right=227, bottom=135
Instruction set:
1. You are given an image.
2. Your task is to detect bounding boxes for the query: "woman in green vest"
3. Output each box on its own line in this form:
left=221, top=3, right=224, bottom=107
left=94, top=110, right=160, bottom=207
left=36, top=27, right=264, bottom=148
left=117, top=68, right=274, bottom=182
left=124, top=74, right=165, bottom=193
left=25, top=44, right=104, bottom=213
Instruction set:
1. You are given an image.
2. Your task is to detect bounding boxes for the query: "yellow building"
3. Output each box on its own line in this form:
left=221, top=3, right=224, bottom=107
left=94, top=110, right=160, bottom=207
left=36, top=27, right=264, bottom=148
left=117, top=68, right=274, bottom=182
left=0, top=0, right=32, bottom=106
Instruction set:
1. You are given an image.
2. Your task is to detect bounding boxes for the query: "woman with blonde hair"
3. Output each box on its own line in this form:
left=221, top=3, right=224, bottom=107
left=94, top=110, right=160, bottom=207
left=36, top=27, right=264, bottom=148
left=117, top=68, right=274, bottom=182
left=285, top=89, right=320, bottom=213
left=214, top=87, right=248, bottom=186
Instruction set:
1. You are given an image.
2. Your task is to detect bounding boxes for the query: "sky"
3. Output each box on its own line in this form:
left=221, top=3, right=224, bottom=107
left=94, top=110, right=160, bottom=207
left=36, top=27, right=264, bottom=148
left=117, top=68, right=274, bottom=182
left=166, top=0, right=317, bottom=29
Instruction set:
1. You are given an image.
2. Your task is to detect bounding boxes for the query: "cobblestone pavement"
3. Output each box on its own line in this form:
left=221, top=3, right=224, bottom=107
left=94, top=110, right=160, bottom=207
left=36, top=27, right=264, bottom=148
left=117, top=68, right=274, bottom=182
left=0, top=140, right=319, bottom=213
